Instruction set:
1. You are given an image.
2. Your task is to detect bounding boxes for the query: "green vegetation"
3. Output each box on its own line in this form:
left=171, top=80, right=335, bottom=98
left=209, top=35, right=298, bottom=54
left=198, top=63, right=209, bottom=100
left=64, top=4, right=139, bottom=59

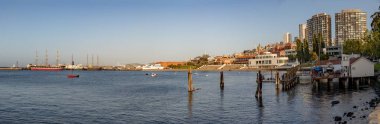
left=167, top=64, right=197, bottom=69
left=375, top=63, right=380, bottom=72
left=311, top=52, right=318, bottom=61
left=295, top=39, right=311, bottom=63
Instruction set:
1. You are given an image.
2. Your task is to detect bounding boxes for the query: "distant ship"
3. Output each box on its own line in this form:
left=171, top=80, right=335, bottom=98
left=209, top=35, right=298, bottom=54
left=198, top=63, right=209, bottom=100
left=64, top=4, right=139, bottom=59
left=30, top=66, right=64, bottom=71
left=30, top=49, right=64, bottom=71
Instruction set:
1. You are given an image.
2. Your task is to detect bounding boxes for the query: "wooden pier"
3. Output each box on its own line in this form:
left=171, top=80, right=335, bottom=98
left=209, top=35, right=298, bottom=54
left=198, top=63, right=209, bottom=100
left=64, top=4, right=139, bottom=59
left=280, top=65, right=301, bottom=91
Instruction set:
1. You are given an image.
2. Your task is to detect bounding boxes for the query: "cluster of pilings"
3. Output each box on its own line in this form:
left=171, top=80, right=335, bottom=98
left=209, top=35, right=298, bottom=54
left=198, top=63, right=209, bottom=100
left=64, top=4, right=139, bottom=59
left=313, top=76, right=373, bottom=90
left=186, top=66, right=301, bottom=97
left=281, top=65, right=300, bottom=91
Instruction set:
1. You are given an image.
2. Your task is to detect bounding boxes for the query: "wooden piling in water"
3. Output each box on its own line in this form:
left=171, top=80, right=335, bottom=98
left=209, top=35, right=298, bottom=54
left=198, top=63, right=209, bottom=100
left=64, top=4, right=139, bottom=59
left=188, top=67, right=193, bottom=92
left=255, top=71, right=262, bottom=98
left=275, top=71, right=279, bottom=89
left=220, top=71, right=224, bottom=90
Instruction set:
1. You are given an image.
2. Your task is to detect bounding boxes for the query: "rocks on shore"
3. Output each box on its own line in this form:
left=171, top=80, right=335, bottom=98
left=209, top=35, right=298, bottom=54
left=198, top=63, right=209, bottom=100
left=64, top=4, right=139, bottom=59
left=332, top=100, right=340, bottom=106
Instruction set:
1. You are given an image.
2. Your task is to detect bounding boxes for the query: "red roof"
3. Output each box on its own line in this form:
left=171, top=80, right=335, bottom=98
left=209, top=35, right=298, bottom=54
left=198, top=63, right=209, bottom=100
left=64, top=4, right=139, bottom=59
left=349, top=57, right=361, bottom=65
left=316, top=60, right=341, bottom=65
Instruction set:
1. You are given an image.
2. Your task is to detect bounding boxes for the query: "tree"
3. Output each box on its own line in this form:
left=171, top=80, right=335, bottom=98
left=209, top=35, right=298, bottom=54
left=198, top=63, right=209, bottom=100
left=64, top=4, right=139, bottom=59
left=320, top=54, right=329, bottom=60
left=295, top=39, right=304, bottom=63
left=303, top=39, right=311, bottom=62
left=311, top=52, right=318, bottom=61
left=371, top=6, right=380, bottom=33
left=312, top=34, right=322, bottom=57
left=343, top=39, right=363, bottom=54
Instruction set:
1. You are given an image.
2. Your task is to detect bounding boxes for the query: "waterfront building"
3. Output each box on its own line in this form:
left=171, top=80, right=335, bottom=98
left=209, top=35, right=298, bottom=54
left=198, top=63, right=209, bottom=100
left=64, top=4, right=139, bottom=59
left=299, top=23, right=307, bottom=41
left=285, top=49, right=297, bottom=56
left=326, top=46, right=342, bottom=57
left=248, top=52, right=288, bottom=69
left=335, top=9, right=367, bottom=46
left=283, top=32, right=292, bottom=43
left=307, top=13, right=332, bottom=50
left=141, top=64, right=164, bottom=70
left=341, top=55, right=374, bottom=78
left=234, top=55, right=255, bottom=65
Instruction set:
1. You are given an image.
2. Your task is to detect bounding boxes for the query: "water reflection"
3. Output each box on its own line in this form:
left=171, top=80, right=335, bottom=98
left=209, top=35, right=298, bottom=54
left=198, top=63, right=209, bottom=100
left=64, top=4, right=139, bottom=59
left=187, top=92, right=193, bottom=118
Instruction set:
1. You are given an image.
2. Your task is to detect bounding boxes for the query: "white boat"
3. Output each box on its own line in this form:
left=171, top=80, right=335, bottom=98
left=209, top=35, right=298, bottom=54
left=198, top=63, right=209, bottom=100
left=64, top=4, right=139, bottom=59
left=142, top=64, right=164, bottom=70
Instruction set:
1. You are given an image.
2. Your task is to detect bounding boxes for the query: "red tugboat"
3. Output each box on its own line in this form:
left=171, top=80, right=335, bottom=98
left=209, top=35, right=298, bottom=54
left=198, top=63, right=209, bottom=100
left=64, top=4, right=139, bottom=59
left=67, top=74, right=79, bottom=78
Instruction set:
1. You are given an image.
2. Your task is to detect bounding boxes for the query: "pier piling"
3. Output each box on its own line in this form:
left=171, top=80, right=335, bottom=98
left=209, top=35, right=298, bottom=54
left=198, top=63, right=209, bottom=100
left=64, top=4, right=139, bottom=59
left=220, top=71, right=224, bottom=90
left=255, top=71, right=263, bottom=98
left=188, top=67, right=194, bottom=92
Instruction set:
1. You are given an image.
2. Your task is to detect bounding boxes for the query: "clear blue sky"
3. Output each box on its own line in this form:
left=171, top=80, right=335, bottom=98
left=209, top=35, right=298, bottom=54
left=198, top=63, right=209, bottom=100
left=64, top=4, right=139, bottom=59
left=0, top=0, right=378, bottom=66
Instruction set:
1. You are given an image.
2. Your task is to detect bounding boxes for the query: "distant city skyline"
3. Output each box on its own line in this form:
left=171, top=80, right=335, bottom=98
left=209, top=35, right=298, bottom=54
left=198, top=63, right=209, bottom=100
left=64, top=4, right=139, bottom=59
left=0, top=0, right=378, bottom=66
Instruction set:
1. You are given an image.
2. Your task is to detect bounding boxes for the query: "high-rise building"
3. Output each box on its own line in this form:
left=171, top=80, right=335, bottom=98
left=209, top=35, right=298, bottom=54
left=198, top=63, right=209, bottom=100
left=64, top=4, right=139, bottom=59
left=307, top=13, right=332, bottom=51
left=283, top=32, right=292, bottom=43
left=335, top=9, right=367, bottom=46
left=298, top=23, right=307, bottom=41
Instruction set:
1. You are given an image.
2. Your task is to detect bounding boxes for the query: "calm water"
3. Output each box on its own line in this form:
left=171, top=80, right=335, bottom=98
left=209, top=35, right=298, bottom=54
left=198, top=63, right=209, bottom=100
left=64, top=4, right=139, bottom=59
left=0, top=71, right=379, bottom=123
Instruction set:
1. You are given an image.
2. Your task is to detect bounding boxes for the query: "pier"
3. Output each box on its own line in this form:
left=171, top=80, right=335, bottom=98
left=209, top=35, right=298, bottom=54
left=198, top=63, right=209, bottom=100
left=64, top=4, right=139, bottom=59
left=280, top=65, right=300, bottom=91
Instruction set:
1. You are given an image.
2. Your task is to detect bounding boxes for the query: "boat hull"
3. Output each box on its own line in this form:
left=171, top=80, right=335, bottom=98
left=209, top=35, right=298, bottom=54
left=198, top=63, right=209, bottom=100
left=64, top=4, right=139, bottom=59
left=67, top=74, right=80, bottom=78
left=31, top=67, right=63, bottom=71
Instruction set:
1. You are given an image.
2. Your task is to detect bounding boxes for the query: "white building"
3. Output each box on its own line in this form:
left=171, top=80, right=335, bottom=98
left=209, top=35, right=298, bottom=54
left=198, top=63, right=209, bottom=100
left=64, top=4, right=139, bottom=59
left=341, top=54, right=373, bottom=77
left=141, top=64, right=164, bottom=70
left=285, top=49, right=297, bottom=56
left=249, top=52, right=288, bottom=68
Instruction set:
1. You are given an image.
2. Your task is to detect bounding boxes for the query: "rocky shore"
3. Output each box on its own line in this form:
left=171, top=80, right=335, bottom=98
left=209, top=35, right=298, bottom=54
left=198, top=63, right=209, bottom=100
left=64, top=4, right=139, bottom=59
left=369, top=98, right=380, bottom=124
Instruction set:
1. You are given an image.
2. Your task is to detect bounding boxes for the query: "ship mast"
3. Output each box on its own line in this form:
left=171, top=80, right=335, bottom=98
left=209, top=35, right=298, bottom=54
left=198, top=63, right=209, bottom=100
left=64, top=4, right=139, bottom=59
left=92, top=54, right=94, bottom=66
left=97, top=55, right=99, bottom=66
left=56, top=50, right=60, bottom=66
left=86, top=54, right=89, bottom=67
left=45, top=49, right=48, bottom=66
left=35, top=49, right=39, bottom=66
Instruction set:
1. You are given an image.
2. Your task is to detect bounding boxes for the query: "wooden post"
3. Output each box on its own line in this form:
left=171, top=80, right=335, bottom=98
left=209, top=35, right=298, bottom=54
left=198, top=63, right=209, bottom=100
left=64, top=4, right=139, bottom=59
left=356, top=78, right=360, bottom=90
left=344, top=78, right=349, bottom=89
left=220, top=71, right=224, bottom=90
left=275, top=71, right=279, bottom=89
left=368, top=77, right=371, bottom=85
left=188, top=67, right=193, bottom=92
left=255, top=71, right=262, bottom=98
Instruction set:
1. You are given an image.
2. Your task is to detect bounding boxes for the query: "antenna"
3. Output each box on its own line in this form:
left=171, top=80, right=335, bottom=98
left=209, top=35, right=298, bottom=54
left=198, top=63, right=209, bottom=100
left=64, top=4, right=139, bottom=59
left=45, top=49, right=48, bottom=66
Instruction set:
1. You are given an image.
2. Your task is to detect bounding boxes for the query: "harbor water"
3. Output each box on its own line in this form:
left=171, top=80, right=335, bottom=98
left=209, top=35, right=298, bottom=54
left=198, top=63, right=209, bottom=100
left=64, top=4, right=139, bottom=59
left=0, top=71, right=379, bottom=123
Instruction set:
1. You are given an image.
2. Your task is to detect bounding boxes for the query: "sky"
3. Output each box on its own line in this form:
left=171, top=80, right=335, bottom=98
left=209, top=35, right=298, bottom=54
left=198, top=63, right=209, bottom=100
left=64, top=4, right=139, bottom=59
left=0, top=0, right=378, bottom=66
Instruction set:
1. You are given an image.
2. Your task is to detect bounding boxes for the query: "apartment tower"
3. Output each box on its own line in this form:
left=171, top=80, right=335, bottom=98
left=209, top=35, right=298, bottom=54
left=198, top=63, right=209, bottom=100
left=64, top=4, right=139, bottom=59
left=335, top=9, right=367, bottom=46
left=298, top=23, right=307, bottom=41
left=306, top=13, right=332, bottom=51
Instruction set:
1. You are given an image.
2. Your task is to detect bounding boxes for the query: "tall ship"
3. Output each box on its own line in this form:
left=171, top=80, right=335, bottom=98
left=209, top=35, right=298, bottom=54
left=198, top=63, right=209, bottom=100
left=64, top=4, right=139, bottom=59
left=30, top=49, right=64, bottom=71
left=30, top=65, right=64, bottom=71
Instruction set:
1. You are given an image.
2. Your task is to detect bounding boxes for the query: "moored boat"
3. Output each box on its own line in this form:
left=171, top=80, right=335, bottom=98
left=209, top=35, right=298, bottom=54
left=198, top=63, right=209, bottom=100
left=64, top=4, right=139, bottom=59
left=30, top=66, right=64, bottom=71
left=67, top=74, right=80, bottom=78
